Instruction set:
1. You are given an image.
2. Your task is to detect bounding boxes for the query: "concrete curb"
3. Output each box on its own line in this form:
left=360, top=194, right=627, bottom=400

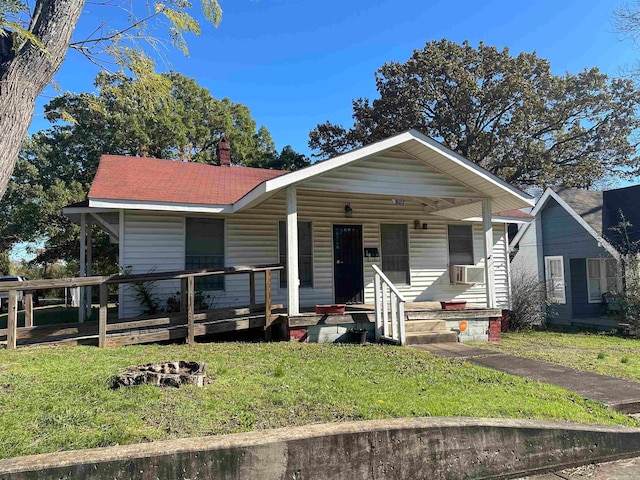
left=1, top=417, right=640, bottom=479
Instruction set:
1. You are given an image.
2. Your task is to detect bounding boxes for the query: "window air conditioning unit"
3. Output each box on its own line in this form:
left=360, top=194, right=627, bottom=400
left=450, top=265, right=485, bottom=285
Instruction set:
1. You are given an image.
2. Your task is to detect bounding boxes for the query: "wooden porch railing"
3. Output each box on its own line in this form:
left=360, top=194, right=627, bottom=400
left=0, top=264, right=283, bottom=349
left=372, top=264, right=407, bottom=345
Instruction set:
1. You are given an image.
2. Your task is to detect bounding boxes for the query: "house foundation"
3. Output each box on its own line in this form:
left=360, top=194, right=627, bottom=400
left=286, top=305, right=502, bottom=344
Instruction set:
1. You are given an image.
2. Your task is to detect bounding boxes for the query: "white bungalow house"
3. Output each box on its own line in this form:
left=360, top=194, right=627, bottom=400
left=64, top=130, right=534, bottom=343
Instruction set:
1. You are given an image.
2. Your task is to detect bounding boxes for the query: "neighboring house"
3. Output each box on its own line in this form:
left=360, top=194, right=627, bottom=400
left=510, top=186, right=640, bottom=329
left=64, top=130, right=533, bottom=326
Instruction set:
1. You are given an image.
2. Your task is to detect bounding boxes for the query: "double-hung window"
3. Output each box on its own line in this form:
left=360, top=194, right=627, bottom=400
left=185, top=218, right=225, bottom=290
left=380, top=224, right=410, bottom=284
left=279, top=221, right=313, bottom=288
left=447, top=225, right=474, bottom=266
left=587, top=258, right=621, bottom=303
left=544, top=256, right=565, bottom=304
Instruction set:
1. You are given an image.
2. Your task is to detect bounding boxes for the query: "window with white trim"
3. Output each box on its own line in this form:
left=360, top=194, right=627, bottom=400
left=185, top=218, right=225, bottom=290
left=279, top=221, right=313, bottom=288
left=380, top=224, right=410, bottom=285
left=447, top=224, right=474, bottom=266
left=544, top=256, right=565, bottom=304
left=586, top=258, right=621, bottom=303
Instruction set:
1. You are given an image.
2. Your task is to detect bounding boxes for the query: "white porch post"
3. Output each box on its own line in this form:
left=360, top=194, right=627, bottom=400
left=79, top=213, right=86, bottom=323
left=482, top=199, right=496, bottom=309
left=85, top=224, right=93, bottom=320
left=286, top=187, right=300, bottom=316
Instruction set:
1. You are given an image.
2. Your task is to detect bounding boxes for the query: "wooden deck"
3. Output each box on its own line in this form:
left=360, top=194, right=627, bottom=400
left=0, top=264, right=284, bottom=349
left=0, top=305, right=286, bottom=348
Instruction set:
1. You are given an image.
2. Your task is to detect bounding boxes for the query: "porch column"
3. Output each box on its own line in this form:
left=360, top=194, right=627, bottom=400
left=286, top=187, right=300, bottom=316
left=482, top=199, right=496, bottom=309
left=79, top=213, right=86, bottom=323
left=85, top=224, right=93, bottom=320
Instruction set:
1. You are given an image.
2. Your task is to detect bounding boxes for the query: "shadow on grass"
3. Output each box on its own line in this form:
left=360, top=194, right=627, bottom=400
left=0, top=304, right=102, bottom=329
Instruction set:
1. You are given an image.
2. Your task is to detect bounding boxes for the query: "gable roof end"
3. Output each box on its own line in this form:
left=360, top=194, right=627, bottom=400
left=509, top=188, right=618, bottom=259
left=233, top=129, right=534, bottom=214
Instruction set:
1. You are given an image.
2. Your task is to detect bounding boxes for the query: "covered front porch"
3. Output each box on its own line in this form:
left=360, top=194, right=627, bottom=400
left=59, top=130, right=533, bottom=347
left=286, top=301, right=504, bottom=344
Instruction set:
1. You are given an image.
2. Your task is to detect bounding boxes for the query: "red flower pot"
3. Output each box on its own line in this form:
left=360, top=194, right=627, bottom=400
left=440, top=300, right=467, bottom=310
left=315, top=304, right=346, bottom=314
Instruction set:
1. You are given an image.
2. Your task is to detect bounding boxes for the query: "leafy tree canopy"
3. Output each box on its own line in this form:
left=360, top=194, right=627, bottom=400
left=0, top=72, right=306, bottom=267
left=0, top=0, right=224, bottom=201
left=309, top=39, right=640, bottom=188
left=46, top=71, right=278, bottom=167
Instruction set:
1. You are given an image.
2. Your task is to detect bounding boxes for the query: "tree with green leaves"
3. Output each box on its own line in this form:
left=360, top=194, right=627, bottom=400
left=253, top=145, right=311, bottom=171
left=46, top=72, right=278, bottom=166
left=0, top=0, right=223, bottom=201
left=0, top=72, right=305, bottom=267
left=309, top=40, right=640, bottom=188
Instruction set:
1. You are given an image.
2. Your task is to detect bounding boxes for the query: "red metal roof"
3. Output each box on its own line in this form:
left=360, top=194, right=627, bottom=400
left=88, top=155, right=287, bottom=205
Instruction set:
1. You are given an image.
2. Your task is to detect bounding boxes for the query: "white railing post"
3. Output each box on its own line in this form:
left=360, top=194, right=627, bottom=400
left=374, top=273, right=382, bottom=341
left=371, top=265, right=407, bottom=346
left=390, top=291, right=398, bottom=341
left=398, top=297, right=406, bottom=345
left=382, top=283, right=389, bottom=338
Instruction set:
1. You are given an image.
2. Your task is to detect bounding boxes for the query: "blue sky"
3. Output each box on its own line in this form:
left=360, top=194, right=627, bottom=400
left=13, top=0, right=638, bottom=261
left=31, top=0, right=638, bottom=159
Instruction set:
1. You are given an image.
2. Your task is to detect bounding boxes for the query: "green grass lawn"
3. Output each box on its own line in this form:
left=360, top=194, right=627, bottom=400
left=0, top=342, right=636, bottom=460
left=477, top=331, right=640, bottom=382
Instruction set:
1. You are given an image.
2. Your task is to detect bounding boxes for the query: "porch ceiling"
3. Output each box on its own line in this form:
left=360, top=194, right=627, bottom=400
left=62, top=205, right=120, bottom=242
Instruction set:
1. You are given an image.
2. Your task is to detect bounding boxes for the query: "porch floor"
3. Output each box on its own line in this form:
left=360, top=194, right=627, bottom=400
left=288, top=302, right=502, bottom=327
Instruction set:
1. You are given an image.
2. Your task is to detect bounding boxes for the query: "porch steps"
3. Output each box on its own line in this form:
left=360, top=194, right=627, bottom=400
left=404, top=319, right=447, bottom=333
left=404, top=318, right=457, bottom=345
left=405, top=331, right=458, bottom=345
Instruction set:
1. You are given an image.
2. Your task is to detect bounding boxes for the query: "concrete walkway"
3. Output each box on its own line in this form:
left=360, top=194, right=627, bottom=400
left=416, top=343, right=640, bottom=414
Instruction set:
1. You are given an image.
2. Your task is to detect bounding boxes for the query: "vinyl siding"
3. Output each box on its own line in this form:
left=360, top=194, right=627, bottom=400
left=119, top=190, right=511, bottom=316
left=120, top=211, right=185, bottom=317
left=300, top=155, right=482, bottom=199
left=511, top=219, right=541, bottom=281
left=541, top=198, right=613, bottom=325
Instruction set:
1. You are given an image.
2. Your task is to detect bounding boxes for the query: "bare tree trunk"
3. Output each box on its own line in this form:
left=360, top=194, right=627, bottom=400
left=0, top=0, right=85, bottom=200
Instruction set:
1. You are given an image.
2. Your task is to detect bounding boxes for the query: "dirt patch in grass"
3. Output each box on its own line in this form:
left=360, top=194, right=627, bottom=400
left=0, top=342, right=636, bottom=459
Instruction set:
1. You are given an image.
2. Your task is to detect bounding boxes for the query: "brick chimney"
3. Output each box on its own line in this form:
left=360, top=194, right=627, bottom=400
left=216, top=137, right=231, bottom=166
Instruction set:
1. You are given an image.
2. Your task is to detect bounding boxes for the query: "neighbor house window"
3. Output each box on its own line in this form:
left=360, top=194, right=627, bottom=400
left=185, top=218, right=225, bottom=290
left=279, top=221, right=313, bottom=288
left=380, top=224, right=410, bottom=284
left=544, top=256, right=566, bottom=304
left=448, top=225, right=474, bottom=266
left=587, top=258, right=621, bottom=303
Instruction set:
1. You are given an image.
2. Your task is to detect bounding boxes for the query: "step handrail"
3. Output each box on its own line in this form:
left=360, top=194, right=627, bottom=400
left=372, top=265, right=407, bottom=345
left=372, top=265, right=406, bottom=302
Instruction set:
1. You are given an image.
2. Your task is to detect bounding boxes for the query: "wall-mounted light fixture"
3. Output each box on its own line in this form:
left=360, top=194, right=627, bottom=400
left=344, top=203, right=353, bottom=218
left=414, top=220, right=421, bottom=230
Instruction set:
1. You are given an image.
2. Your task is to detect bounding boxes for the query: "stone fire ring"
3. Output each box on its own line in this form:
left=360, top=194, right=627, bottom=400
left=110, top=361, right=206, bottom=389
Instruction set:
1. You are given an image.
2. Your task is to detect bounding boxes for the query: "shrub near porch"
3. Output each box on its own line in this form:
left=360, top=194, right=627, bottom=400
left=0, top=342, right=636, bottom=460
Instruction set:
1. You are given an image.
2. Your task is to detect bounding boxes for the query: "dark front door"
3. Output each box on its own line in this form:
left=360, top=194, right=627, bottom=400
left=333, top=225, right=364, bottom=304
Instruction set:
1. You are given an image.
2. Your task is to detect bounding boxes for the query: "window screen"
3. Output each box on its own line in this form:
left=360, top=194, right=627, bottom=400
left=587, top=258, right=621, bottom=303
left=448, top=225, right=474, bottom=266
left=279, top=221, right=313, bottom=288
left=545, top=256, right=566, bottom=303
left=381, top=224, right=410, bottom=284
left=587, top=259, right=602, bottom=303
left=185, top=218, right=224, bottom=290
